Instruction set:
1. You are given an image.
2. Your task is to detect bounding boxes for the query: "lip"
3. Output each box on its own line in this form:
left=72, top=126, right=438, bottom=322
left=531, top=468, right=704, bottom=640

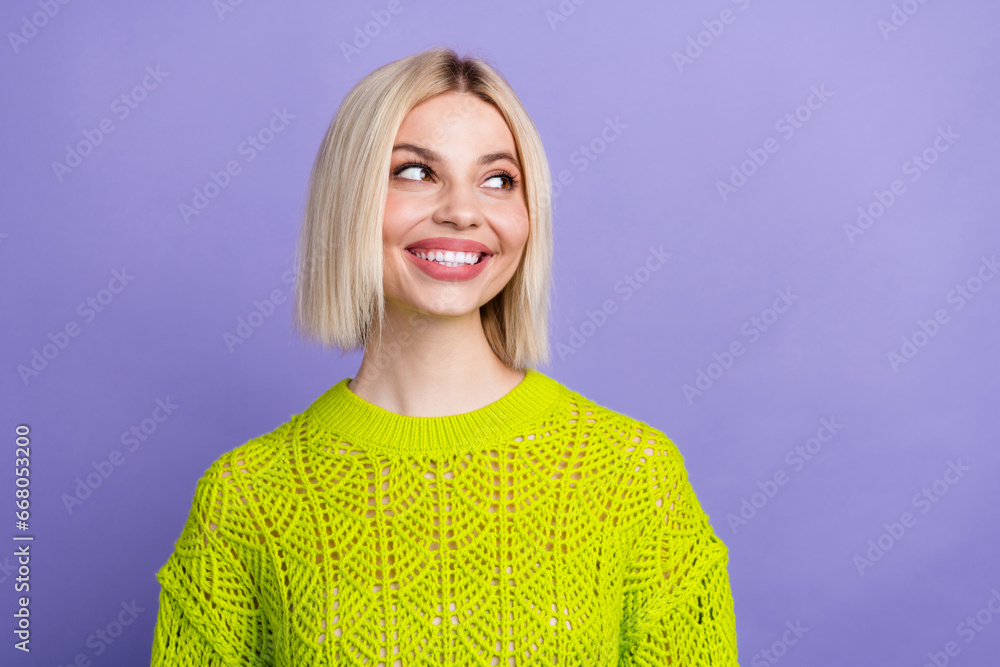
left=404, top=240, right=492, bottom=282
left=405, top=237, right=494, bottom=256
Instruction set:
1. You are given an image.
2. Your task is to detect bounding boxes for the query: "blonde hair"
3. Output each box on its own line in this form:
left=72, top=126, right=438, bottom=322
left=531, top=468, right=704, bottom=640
left=293, top=47, right=552, bottom=369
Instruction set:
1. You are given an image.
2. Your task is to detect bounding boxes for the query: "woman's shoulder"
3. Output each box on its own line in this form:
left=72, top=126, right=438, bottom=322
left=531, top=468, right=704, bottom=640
left=556, top=382, right=705, bottom=532
left=193, top=413, right=306, bottom=496
left=559, top=381, right=701, bottom=495
left=558, top=380, right=682, bottom=459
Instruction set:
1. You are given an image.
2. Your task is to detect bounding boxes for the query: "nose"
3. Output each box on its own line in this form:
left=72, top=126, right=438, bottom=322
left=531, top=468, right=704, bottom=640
left=430, top=181, right=484, bottom=229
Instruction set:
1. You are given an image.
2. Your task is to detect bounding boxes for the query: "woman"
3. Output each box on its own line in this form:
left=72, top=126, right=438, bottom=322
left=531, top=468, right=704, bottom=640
left=150, top=47, right=738, bottom=666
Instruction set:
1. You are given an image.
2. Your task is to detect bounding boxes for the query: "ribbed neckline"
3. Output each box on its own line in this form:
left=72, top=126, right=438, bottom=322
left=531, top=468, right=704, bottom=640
left=305, top=367, right=565, bottom=456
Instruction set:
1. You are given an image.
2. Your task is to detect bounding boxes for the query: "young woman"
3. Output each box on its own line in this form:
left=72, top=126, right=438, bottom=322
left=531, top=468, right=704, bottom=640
left=150, top=47, right=738, bottom=666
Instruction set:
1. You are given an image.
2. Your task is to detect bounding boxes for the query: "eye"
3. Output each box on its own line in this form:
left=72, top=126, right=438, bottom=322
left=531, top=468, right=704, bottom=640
left=395, top=164, right=433, bottom=182
left=483, top=171, right=518, bottom=191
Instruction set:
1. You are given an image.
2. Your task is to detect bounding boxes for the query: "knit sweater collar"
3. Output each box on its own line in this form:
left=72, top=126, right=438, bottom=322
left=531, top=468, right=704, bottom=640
left=306, top=367, right=565, bottom=455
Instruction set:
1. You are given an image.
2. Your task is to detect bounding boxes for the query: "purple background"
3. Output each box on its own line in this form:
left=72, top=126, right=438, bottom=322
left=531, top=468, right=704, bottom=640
left=2, top=1, right=999, bottom=665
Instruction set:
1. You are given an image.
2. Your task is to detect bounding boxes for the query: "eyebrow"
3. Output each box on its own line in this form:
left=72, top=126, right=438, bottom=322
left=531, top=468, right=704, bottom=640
left=392, top=143, right=521, bottom=171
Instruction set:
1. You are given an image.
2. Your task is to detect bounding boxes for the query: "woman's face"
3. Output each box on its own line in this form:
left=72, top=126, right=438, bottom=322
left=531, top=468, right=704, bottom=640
left=381, top=91, right=529, bottom=320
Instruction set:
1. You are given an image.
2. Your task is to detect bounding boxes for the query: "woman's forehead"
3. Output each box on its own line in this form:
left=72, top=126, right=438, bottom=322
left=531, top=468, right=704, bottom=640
left=396, top=93, right=515, bottom=154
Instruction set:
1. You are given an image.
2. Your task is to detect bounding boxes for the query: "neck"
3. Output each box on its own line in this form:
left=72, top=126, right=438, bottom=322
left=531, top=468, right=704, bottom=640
left=308, top=367, right=563, bottom=456
left=348, top=302, right=524, bottom=418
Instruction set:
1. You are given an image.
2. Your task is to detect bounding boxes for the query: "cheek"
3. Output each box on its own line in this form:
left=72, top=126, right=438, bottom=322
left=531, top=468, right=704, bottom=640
left=497, top=208, right=530, bottom=250
left=383, top=193, right=420, bottom=240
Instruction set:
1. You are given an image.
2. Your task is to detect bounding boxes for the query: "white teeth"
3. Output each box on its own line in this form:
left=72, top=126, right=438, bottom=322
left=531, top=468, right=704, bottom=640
left=410, top=249, right=483, bottom=267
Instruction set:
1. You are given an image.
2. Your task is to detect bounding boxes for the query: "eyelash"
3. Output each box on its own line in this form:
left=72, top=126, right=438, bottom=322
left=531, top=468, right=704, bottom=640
left=392, top=161, right=519, bottom=190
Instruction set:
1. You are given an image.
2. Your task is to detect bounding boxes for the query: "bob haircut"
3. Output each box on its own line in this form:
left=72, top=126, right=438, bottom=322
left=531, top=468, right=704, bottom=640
left=293, top=47, right=553, bottom=369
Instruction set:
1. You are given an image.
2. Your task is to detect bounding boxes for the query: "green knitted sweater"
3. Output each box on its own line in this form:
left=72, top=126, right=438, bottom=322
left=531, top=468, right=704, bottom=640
left=150, top=368, right=738, bottom=665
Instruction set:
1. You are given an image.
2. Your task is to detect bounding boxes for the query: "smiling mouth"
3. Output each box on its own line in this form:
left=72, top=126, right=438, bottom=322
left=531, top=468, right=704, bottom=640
left=406, top=248, right=489, bottom=267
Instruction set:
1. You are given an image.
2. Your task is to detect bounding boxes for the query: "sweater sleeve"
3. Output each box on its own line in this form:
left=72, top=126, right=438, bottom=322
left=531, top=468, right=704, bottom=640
left=618, top=431, right=738, bottom=666
left=150, top=462, right=269, bottom=666
left=150, top=585, right=233, bottom=665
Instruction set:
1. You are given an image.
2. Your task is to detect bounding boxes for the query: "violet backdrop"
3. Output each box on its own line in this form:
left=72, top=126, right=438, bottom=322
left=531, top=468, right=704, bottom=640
left=1, top=0, right=999, bottom=665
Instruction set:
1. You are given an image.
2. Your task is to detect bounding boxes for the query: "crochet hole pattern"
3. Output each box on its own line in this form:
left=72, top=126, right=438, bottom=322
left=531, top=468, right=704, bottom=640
left=151, top=370, right=737, bottom=665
